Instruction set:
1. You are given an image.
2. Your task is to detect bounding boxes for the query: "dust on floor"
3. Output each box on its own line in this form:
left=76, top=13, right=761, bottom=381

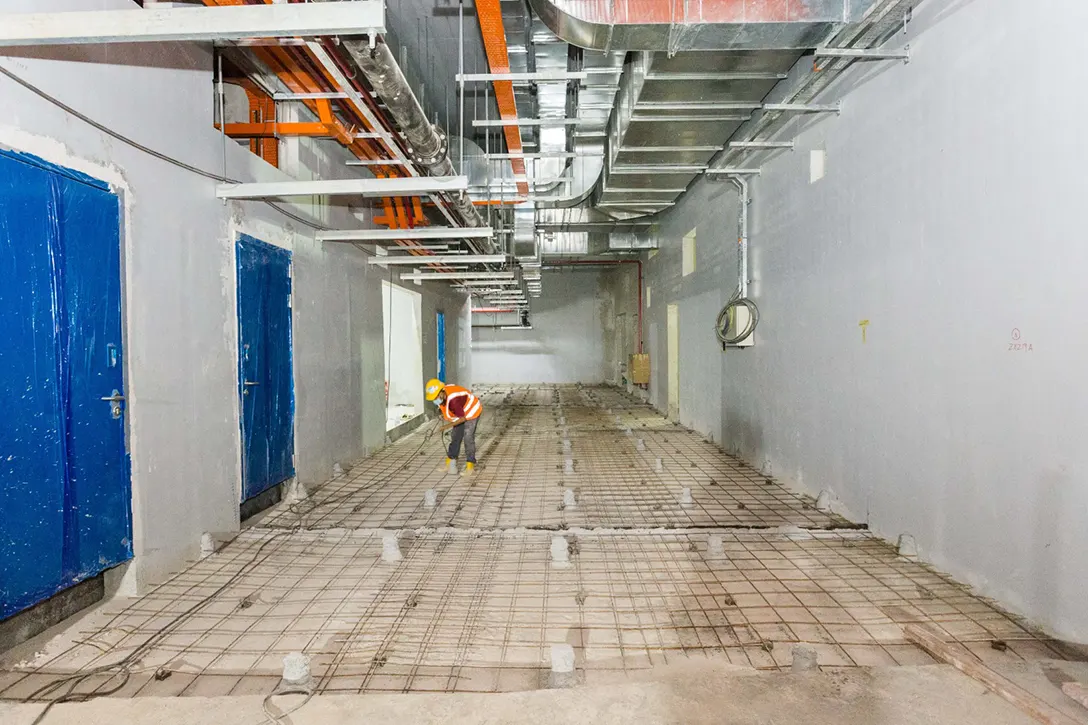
left=0, top=661, right=1058, bottom=725
left=0, top=385, right=1077, bottom=702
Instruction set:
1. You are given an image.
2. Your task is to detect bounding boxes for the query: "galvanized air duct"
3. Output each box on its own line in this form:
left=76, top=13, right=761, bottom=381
left=592, top=49, right=799, bottom=218
left=335, top=36, right=487, bottom=232
left=527, top=0, right=885, bottom=52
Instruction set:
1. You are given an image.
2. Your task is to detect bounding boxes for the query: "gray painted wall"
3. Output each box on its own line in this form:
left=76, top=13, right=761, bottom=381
left=644, top=189, right=738, bottom=440
left=643, top=0, right=1088, bottom=641
left=472, top=268, right=611, bottom=384
left=0, top=0, right=468, bottom=594
left=600, top=262, right=641, bottom=386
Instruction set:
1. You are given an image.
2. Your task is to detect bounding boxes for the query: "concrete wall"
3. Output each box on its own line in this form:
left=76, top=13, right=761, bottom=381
left=382, top=281, right=425, bottom=428
left=600, top=262, right=642, bottom=386
left=643, top=0, right=1088, bottom=642
left=644, top=189, right=738, bottom=440
left=0, top=0, right=468, bottom=594
left=471, top=267, right=612, bottom=384
left=291, top=233, right=371, bottom=486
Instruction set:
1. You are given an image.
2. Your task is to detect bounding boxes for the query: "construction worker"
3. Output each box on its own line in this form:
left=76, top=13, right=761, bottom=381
left=424, top=378, right=483, bottom=475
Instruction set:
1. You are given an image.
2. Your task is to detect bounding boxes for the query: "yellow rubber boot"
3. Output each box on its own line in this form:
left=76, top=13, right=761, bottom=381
left=461, top=462, right=476, bottom=477
left=439, top=457, right=454, bottom=473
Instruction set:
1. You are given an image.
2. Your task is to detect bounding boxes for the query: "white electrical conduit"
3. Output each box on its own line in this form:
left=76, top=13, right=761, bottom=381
left=715, top=175, right=759, bottom=345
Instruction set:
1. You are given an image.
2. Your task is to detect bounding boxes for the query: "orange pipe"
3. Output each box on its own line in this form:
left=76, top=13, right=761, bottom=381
left=475, top=0, right=529, bottom=196
left=475, top=199, right=528, bottom=205
left=204, top=0, right=462, bottom=270
left=218, top=122, right=335, bottom=137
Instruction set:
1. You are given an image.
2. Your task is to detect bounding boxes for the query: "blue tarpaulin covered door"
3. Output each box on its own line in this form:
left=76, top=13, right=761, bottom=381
left=436, top=311, right=446, bottom=382
left=236, top=235, right=294, bottom=501
left=0, top=150, right=132, bottom=620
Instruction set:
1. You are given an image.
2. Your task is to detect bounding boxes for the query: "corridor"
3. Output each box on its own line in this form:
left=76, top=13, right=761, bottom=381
left=0, top=387, right=1069, bottom=700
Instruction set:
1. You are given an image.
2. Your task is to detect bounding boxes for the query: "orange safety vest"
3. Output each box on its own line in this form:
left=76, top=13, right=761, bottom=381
left=441, top=384, right=482, bottom=422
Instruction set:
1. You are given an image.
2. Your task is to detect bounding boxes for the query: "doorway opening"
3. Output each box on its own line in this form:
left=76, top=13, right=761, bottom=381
left=436, top=311, right=447, bottom=383
left=382, top=281, right=424, bottom=431
left=667, top=303, right=680, bottom=420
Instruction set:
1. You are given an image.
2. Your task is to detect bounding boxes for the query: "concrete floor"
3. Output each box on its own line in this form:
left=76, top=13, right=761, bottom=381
left=0, top=660, right=1070, bottom=725
left=0, top=386, right=1081, bottom=713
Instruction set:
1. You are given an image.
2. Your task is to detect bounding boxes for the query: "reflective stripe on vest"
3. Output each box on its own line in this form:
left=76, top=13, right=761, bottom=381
left=442, top=385, right=482, bottom=422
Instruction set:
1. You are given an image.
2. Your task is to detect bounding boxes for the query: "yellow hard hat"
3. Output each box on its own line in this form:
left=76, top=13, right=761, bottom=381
left=424, top=378, right=445, bottom=401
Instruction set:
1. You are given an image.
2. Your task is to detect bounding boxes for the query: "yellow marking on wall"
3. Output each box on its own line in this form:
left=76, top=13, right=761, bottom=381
left=859, top=319, right=870, bottom=343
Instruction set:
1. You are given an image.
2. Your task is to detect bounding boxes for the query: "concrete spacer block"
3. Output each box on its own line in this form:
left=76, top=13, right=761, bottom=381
left=636, top=438, right=646, bottom=451
left=815, top=490, right=832, bottom=512
left=897, top=534, right=918, bottom=558
left=550, top=536, right=570, bottom=567
left=655, top=457, right=664, bottom=473
left=424, top=489, right=437, bottom=508
left=283, top=479, right=309, bottom=503
left=706, top=535, right=725, bottom=558
left=548, top=644, right=577, bottom=688
left=381, top=533, right=402, bottom=563
left=679, top=487, right=693, bottom=506
left=792, top=645, right=818, bottom=673
left=563, top=489, right=576, bottom=508
left=282, top=652, right=313, bottom=688
left=564, top=458, right=575, bottom=475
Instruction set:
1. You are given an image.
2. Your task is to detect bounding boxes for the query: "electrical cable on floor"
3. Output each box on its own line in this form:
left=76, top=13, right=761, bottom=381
left=280, top=416, right=445, bottom=529
left=262, top=683, right=314, bottom=725
left=21, top=413, right=454, bottom=724
left=0, top=63, right=332, bottom=232
left=21, top=425, right=398, bottom=724
left=23, top=529, right=292, bottom=725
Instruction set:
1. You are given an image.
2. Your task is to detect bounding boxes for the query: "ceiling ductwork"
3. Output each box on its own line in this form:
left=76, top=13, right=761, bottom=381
left=526, top=0, right=884, bottom=52
left=538, top=228, right=656, bottom=257
left=595, top=49, right=799, bottom=218
left=534, top=205, right=654, bottom=232
left=511, top=205, right=537, bottom=259
left=494, top=9, right=621, bottom=209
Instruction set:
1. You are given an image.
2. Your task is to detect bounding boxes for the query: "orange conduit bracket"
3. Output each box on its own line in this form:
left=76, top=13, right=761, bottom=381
left=204, top=0, right=460, bottom=273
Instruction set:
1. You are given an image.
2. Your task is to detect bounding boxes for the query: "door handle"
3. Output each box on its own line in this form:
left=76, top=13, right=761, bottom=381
left=243, top=381, right=260, bottom=386
left=101, top=389, right=125, bottom=419
left=243, top=380, right=259, bottom=396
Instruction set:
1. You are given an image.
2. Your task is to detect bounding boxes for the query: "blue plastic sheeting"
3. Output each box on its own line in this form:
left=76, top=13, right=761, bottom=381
left=236, top=234, right=295, bottom=501
left=0, top=150, right=132, bottom=620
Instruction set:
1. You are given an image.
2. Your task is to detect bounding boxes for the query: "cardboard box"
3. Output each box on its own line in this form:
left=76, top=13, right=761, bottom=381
left=629, top=353, right=650, bottom=385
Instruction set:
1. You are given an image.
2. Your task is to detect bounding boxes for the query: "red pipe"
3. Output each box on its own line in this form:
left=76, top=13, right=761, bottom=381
left=545, top=259, right=643, bottom=354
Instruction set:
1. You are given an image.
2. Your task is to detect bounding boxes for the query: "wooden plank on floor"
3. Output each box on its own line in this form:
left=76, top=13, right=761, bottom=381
left=904, top=624, right=1083, bottom=725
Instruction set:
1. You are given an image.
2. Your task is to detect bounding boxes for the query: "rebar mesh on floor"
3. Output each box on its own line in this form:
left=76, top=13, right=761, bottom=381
left=0, top=385, right=1077, bottom=701
left=0, top=528, right=1071, bottom=698
left=261, top=384, right=850, bottom=531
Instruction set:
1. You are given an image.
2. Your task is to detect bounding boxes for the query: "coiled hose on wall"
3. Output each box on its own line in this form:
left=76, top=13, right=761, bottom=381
left=715, top=291, right=759, bottom=345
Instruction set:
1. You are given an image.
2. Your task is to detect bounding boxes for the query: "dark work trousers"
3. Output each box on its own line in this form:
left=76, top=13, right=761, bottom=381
left=447, top=416, right=480, bottom=463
